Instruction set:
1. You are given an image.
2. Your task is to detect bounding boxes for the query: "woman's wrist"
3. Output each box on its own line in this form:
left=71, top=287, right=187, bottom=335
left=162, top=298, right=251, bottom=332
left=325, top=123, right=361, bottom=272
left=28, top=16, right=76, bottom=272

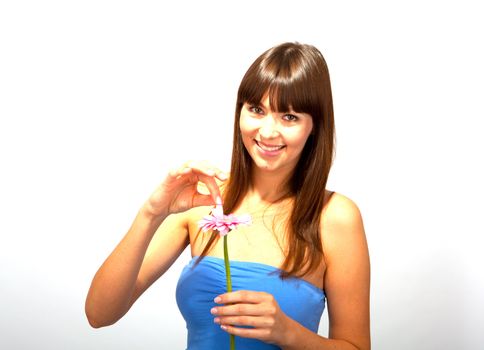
left=139, top=202, right=168, bottom=227
left=278, top=316, right=299, bottom=349
left=142, top=198, right=169, bottom=216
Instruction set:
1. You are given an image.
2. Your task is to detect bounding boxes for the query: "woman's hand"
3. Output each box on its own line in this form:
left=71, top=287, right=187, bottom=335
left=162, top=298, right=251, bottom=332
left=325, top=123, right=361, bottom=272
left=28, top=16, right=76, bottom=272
left=144, top=161, right=227, bottom=218
left=211, top=290, right=293, bottom=346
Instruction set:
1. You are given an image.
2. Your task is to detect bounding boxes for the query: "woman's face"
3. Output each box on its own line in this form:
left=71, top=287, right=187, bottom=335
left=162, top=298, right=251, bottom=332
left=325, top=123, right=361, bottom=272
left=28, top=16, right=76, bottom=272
left=239, top=94, right=313, bottom=174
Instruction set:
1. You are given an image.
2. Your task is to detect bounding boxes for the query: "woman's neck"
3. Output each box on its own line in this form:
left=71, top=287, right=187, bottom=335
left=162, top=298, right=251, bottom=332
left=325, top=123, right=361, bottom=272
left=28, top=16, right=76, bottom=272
left=249, top=167, right=292, bottom=203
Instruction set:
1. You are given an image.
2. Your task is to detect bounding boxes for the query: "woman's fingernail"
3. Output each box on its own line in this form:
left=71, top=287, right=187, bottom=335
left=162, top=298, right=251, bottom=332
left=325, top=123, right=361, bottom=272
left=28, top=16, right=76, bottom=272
left=214, top=296, right=221, bottom=303
left=210, top=307, right=218, bottom=314
left=221, top=325, right=228, bottom=331
left=213, top=317, right=220, bottom=324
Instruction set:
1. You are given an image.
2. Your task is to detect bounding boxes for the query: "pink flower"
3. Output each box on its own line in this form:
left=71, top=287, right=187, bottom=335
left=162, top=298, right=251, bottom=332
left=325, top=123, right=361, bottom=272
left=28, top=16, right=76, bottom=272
left=198, top=198, right=251, bottom=236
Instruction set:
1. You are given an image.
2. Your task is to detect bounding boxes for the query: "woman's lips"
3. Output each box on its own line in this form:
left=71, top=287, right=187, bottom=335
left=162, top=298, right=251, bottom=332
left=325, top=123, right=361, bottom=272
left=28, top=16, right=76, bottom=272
left=255, top=140, right=285, bottom=156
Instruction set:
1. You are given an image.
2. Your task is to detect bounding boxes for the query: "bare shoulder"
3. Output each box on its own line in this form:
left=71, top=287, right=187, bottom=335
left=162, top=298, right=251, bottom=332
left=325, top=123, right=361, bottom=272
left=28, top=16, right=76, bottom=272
left=154, top=205, right=211, bottom=240
left=322, top=191, right=362, bottom=224
left=321, top=191, right=367, bottom=265
left=184, top=205, right=213, bottom=232
left=185, top=205, right=212, bottom=222
left=320, top=191, right=371, bottom=349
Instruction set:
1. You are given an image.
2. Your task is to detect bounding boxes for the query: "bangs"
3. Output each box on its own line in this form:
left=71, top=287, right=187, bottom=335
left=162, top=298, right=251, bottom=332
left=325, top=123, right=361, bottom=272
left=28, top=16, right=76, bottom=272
left=237, top=45, right=325, bottom=117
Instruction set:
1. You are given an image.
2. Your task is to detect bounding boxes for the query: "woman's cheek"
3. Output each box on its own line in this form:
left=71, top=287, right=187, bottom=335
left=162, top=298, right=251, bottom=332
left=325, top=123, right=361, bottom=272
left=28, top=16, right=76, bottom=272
left=239, top=116, right=260, bottom=139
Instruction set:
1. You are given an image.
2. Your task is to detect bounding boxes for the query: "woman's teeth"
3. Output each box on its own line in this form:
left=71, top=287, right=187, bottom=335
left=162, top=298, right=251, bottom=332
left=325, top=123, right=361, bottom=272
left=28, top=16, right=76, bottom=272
left=256, top=140, right=285, bottom=151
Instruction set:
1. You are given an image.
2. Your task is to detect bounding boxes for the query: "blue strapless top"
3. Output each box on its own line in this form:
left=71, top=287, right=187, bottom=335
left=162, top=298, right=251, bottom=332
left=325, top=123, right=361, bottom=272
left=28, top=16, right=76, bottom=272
left=176, top=256, right=326, bottom=350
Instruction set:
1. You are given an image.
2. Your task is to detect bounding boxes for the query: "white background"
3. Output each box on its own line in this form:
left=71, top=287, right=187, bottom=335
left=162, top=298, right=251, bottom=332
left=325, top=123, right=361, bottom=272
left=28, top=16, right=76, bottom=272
left=1, top=1, right=483, bottom=349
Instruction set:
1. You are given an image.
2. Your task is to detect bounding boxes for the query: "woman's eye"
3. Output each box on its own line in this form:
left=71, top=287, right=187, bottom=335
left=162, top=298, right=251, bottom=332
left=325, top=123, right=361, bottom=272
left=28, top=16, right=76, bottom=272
left=282, top=114, right=298, bottom=122
left=249, top=106, right=264, bottom=114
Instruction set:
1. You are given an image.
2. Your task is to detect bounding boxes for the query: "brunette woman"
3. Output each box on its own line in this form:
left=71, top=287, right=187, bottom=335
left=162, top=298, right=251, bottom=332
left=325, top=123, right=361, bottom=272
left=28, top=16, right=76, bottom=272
left=86, top=42, right=371, bottom=350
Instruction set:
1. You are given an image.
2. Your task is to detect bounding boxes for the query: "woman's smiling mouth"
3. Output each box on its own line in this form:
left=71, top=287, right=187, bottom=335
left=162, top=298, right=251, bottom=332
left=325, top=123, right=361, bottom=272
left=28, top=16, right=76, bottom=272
left=255, top=140, right=286, bottom=156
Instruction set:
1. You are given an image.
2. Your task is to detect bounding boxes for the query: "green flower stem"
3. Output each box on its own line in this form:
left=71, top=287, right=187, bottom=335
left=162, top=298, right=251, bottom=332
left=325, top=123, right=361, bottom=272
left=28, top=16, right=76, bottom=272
left=223, top=235, right=232, bottom=293
left=223, top=234, right=235, bottom=350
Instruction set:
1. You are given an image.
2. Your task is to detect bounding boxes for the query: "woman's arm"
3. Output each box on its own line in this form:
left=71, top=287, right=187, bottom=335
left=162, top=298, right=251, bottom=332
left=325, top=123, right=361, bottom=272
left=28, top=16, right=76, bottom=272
left=324, top=194, right=370, bottom=349
left=85, top=162, right=226, bottom=328
left=283, top=193, right=371, bottom=349
left=265, top=194, right=371, bottom=349
left=84, top=207, right=189, bottom=328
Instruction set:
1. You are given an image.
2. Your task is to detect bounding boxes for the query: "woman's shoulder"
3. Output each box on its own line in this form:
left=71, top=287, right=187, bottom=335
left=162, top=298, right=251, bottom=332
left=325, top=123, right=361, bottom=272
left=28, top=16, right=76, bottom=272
left=322, top=191, right=363, bottom=224
left=320, top=190, right=367, bottom=260
left=184, top=205, right=212, bottom=223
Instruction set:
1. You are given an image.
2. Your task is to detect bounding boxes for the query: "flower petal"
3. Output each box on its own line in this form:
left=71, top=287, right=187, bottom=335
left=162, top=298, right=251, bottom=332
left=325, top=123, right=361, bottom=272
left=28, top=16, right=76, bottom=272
left=198, top=206, right=252, bottom=236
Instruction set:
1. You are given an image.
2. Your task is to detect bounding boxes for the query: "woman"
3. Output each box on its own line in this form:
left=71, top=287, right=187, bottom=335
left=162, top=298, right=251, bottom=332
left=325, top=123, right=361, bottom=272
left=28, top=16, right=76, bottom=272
left=85, top=42, right=371, bottom=350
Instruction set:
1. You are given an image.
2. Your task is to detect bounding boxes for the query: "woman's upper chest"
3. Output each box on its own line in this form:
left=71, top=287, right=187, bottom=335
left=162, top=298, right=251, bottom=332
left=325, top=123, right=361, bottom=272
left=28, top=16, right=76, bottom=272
left=187, top=207, right=326, bottom=290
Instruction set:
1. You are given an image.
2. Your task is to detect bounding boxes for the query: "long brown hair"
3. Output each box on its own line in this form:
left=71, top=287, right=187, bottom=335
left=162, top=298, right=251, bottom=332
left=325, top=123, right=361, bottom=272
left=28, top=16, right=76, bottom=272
left=198, top=42, right=335, bottom=279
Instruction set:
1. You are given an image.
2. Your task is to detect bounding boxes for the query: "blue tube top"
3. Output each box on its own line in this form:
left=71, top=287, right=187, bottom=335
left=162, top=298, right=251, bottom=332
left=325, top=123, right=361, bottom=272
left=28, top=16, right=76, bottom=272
left=176, top=256, right=326, bottom=350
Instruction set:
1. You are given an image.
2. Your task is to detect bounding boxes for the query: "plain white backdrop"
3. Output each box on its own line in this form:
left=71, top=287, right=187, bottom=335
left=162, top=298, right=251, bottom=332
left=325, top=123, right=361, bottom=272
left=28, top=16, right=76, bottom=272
left=1, top=1, right=483, bottom=349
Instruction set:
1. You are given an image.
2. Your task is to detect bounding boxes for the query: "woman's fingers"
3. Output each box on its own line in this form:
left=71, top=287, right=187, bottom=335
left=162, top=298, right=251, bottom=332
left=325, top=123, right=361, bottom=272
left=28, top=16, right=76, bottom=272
left=214, top=315, right=275, bottom=328
left=178, top=161, right=226, bottom=203
left=148, top=161, right=228, bottom=216
left=211, top=291, right=276, bottom=317
left=210, top=290, right=290, bottom=344
left=196, top=173, right=222, bottom=204
left=191, top=193, right=216, bottom=208
left=211, top=290, right=278, bottom=325
left=216, top=323, right=268, bottom=339
left=211, top=303, right=270, bottom=317
left=214, top=290, right=272, bottom=305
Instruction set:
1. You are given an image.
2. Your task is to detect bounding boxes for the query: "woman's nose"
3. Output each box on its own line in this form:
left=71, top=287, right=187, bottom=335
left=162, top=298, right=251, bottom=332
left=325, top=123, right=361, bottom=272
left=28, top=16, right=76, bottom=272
left=258, top=115, right=279, bottom=138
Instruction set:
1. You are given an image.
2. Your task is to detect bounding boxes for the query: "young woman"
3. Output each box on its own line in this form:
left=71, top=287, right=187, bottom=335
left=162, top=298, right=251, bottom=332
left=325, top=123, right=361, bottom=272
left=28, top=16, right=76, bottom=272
left=85, top=42, right=371, bottom=350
